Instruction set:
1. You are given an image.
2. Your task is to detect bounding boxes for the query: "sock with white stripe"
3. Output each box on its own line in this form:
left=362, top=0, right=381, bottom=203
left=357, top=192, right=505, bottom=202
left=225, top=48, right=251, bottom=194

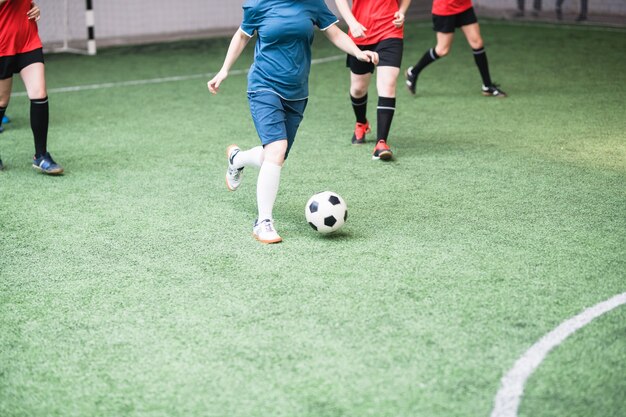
left=30, top=97, right=49, bottom=157
left=232, top=145, right=264, bottom=169
left=377, top=97, right=395, bottom=141
left=257, top=161, right=282, bottom=221
left=411, top=48, right=440, bottom=77
left=472, top=47, right=493, bottom=88
left=350, top=93, right=368, bottom=124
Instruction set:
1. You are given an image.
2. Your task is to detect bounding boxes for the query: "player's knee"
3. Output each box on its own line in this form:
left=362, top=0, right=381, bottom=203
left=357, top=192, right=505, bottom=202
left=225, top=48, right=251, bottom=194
left=28, top=90, right=47, bottom=100
left=378, top=85, right=396, bottom=98
left=436, top=45, right=450, bottom=57
left=469, top=40, right=483, bottom=49
left=263, top=140, right=287, bottom=165
left=350, top=86, right=368, bottom=98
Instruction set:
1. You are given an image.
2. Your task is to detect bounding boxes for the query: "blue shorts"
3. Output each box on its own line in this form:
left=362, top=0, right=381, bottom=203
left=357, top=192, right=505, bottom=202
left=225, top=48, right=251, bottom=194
left=248, top=91, right=308, bottom=160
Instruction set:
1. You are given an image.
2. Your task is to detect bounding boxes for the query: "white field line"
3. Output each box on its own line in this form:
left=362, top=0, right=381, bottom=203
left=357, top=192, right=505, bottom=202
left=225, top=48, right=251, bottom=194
left=13, top=19, right=621, bottom=98
left=491, top=291, right=626, bottom=417
left=12, top=55, right=344, bottom=97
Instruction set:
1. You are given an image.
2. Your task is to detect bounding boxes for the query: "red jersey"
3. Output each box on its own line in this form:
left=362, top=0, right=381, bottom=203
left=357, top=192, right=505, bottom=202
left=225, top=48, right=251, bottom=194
left=432, top=0, right=473, bottom=16
left=0, top=0, right=43, bottom=57
left=349, top=0, right=403, bottom=45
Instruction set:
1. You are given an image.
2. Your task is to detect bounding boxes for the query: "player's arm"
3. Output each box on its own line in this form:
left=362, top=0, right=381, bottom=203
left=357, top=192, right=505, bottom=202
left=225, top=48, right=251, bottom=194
left=207, top=29, right=252, bottom=95
left=334, top=0, right=367, bottom=38
left=393, top=0, right=412, bottom=28
left=323, top=24, right=378, bottom=65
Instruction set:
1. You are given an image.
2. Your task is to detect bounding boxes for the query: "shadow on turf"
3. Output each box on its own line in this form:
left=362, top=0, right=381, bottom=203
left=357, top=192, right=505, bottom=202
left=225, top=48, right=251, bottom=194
left=306, top=229, right=353, bottom=241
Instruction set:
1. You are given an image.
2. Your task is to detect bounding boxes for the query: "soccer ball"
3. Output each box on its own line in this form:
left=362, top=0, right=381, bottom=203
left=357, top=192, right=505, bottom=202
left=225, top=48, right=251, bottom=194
left=305, top=191, right=348, bottom=234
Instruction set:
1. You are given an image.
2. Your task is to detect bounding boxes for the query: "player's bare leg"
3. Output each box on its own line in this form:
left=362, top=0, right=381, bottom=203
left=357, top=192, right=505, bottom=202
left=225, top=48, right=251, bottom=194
left=21, top=63, right=64, bottom=174
left=253, top=139, right=286, bottom=244
left=406, top=32, right=454, bottom=95
left=349, top=72, right=372, bottom=144
left=461, top=23, right=507, bottom=97
left=372, top=66, right=399, bottom=160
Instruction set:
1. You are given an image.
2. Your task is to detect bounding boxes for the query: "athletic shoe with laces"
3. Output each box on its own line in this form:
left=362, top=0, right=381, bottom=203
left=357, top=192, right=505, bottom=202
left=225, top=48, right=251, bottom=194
left=481, top=84, right=507, bottom=98
left=226, top=144, right=244, bottom=191
left=405, top=66, right=418, bottom=95
left=372, top=139, right=393, bottom=161
left=351, top=121, right=370, bottom=145
left=253, top=218, right=282, bottom=244
left=32, top=152, right=64, bottom=175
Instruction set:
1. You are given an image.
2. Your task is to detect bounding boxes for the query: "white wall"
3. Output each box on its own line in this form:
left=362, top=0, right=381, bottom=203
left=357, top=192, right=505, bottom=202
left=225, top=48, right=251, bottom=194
left=37, top=0, right=341, bottom=45
left=35, top=0, right=625, bottom=48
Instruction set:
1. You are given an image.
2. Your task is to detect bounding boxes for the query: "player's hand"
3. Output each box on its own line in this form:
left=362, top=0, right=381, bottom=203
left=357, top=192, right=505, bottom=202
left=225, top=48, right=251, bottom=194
left=356, top=50, right=379, bottom=65
left=207, top=70, right=228, bottom=95
left=393, top=11, right=405, bottom=28
left=27, top=3, right=41, bottom=22
left=349, top=22, right=367, bottom=38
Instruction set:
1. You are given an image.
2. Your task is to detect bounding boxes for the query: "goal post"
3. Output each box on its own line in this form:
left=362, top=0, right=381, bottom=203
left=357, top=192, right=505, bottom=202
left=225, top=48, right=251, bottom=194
left=39, top=0, right=97, bottom=55
left=85, top=0, right=96, bottom=55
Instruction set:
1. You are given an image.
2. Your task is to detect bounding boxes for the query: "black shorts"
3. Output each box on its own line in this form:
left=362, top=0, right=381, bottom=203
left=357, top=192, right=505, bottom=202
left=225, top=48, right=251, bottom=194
left=0, top=48, right=45, bottom=80
left=346, top=38, right=403, bottom=75
left=432, top=7, right=478, bottom=33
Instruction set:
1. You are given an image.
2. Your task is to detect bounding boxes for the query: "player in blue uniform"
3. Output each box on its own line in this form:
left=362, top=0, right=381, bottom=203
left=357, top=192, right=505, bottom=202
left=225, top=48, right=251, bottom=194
left=208, top=0, right=378, bottom=244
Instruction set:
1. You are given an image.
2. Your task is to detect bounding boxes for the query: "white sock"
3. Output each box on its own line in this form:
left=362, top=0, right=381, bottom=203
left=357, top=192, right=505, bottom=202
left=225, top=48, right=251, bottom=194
left=257, top=161, right=282, bottom=221
left=232, top=146, right=264, bottom=169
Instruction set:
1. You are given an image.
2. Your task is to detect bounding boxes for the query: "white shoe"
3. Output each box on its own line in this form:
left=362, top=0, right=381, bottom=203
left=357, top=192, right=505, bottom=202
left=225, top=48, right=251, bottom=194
left=226, top=144, right=243, bottom=191
left=253, top=218, right=282, bottom=244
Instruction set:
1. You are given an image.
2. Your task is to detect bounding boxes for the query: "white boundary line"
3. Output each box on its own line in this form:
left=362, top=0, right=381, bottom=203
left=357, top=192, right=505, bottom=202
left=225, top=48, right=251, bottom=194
left=12, top=55, right=344, bottom=97
left=491, top=291, right=626, bottom=417
left=13, top=19, right=622, bottom=98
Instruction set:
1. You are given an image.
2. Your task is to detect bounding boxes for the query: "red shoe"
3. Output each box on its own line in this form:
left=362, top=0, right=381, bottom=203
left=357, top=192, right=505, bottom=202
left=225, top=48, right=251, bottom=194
left=372, top=140, right=393, bottom=161
left=352, top=121, right=371, bottom=145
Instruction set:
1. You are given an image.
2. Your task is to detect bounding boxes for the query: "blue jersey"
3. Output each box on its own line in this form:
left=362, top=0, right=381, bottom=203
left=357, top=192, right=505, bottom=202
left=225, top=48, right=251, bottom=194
left=240, top=0, right=338, bottom=101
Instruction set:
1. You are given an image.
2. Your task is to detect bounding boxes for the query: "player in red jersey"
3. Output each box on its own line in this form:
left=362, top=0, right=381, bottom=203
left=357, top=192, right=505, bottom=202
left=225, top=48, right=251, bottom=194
left=405, top=0, right=507, bottom=98
left=0, top=0, right=63, bottom=174
left=335, top=0, right=412, bottom=161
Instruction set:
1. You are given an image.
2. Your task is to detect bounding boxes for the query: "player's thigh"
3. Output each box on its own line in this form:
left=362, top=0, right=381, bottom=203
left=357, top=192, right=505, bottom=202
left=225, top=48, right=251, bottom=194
left=283, top=98, right=307, bottom=160
left=374, top=38, right=402, bottom=96
left=376, top=66, right=400, bottom=97
left=19, top=62, right=47, bottom=99
left=248, top=92, right=288, bottom=148
left=435, top=32, right=455, bottom=56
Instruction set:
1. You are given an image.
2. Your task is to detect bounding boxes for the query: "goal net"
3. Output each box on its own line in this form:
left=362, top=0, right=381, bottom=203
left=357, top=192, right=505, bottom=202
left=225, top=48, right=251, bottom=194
left=37, top=0, right=96, bottom=55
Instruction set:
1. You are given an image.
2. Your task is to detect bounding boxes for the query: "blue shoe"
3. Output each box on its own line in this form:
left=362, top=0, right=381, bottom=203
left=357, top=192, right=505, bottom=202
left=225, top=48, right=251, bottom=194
left=2, top=115, right=9, bottom=124
left=33, top=152, right=64, bottom=175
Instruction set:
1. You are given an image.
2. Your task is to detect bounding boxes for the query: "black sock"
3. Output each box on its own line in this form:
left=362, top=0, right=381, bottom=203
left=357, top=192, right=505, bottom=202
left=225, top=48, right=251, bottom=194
left=411, top=48, right=439, bottom=76
left=377, top=97, right=395, bottom=141
left=30, top=97, right=49, bottom=157
left=350, top=93, right=368, bottom=124
left=473, top=47, right=493, bottom=87
left=0, top=105, right=6, bottom=129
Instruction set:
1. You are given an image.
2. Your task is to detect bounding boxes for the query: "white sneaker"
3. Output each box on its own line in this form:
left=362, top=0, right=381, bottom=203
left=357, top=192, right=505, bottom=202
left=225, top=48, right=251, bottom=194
left=253, top=218, right=282, bottom=244
left=226, top=144, right=243, bottom=191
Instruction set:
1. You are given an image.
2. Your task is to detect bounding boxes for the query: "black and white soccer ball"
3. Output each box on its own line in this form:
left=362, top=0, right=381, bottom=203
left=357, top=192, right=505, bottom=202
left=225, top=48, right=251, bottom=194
left=305, top=191, right=348, bottom=234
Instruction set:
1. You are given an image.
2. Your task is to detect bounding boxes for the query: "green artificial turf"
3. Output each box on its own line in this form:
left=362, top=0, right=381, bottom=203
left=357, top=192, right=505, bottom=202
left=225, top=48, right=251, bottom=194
left=1, top=20, right=625, bottom=417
